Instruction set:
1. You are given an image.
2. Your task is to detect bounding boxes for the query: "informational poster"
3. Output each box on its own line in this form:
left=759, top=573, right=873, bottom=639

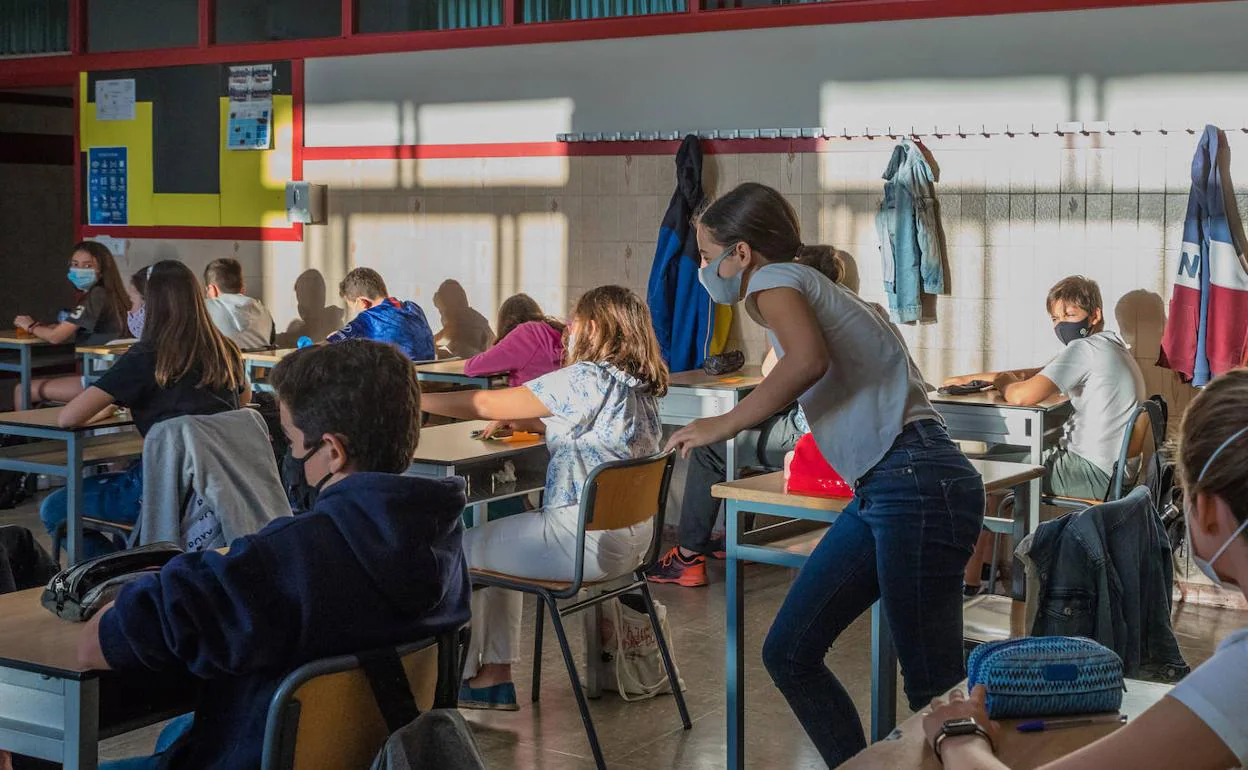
left=95, top=79, right=135, bottom=121
left=90, top=235, right=127, bottom=257
left=226, top=64, right=273, bottom=150
left=87, top=147, right=128, bottom=226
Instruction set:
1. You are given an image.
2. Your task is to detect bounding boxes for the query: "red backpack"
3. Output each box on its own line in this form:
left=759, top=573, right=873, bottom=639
left=784, top=433, right=853, bottom=499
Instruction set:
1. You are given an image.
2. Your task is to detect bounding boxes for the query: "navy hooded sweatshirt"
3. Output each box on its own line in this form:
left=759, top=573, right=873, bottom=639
left=326, top=298, right=436, bottom=362
left=98, top=473, right=472, bottom=770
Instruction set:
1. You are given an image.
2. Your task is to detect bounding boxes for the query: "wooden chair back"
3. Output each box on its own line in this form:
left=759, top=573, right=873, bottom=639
left=583, top=452, right=676, bottom=533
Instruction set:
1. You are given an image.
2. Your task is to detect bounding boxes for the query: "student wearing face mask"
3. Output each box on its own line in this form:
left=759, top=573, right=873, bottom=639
left=12, top=241, right=131, bottom=407
left=665, top=183, right=985, bottom=766
left=945, top=276, right=1145, bottom=594
left=921, top=368, right=1248, bottom=770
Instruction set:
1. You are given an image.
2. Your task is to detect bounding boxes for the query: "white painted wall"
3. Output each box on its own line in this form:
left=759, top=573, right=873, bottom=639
left=306, top=1, right=1248, bottom=146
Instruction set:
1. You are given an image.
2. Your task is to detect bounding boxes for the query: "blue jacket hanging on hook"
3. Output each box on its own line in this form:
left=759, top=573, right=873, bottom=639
left=875, top=138, right=945, bottom=324
left=647, top=135, right=730, bottom=372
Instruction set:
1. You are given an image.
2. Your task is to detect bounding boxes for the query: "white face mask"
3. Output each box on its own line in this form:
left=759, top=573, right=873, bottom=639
left=1184, top=425, right=1248, bottom=587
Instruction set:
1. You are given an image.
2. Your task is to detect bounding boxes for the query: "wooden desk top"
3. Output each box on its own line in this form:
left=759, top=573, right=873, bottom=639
left=0, top=587, right=95, bottom=678
left=242, top=348, right=296, bottom=364
left=0, top=433, right=144, bottom=466
left=412, top=359, right=506, bottom=378
left=712, top=459, right=1045, bottom=509
left=930, top=390, right=1070, bottom=412
left=842, top=678, right=1172, bottom=769
left=0, top=331, right=49, bottom=346
left=668, top=366, right=764, bottom=392
left=0, top=406, right=134, bottom=432
left=76, top=343, right=133, bottom=356
left=412, top=420, right=545, bottom=465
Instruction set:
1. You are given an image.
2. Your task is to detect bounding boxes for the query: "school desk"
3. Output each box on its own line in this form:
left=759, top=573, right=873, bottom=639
left=241, top=348, right=295, bottom=392
left=711, top=458, right=1045, bottom=770
left=930, top=391, right=1072, bottom=537
left=412, top=358, right=508, bottom=389
left=661, top=366, right=766, bottom=482
left=0, top=332, right=75, bottom=411
left=0, top=407, right=139, bottom=565
left=76, top=343, right=132, bottom=387
left=407, top=420, right=548, bottom=527
left=0, top=587, right=201, bottom=769
left=841, top=677, right=1172, bottom=769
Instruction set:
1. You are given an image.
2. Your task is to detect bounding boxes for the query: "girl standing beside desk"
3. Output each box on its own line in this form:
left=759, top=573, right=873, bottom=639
left=665, top=182, right=985, bottom=766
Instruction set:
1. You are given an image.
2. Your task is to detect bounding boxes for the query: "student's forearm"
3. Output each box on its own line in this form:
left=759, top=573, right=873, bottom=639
left=423, top=387, right=551, bottom=422
left=722, top=356, right=821, bottom=436
left=941, top=737, right=1009, bottom=770
left=76, top=604, right=114, bottom=670
left=33, top=322, right=77, bottom=345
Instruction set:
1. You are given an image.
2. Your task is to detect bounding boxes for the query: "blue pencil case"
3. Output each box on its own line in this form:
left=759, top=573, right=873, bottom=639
left=967, top=636, right=1125, bottom=719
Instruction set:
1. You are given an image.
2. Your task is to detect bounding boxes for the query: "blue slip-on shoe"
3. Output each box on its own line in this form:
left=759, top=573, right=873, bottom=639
left=459, top=681, right=520, bottom=711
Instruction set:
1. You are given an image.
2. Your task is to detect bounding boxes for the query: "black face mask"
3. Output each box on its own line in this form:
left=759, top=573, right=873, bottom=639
left=282, top=441, right=331, bottom=514
left=1054, top=319, right=1093, bottom=346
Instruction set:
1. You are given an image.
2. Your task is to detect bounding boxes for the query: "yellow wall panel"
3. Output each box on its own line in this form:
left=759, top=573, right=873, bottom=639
left=80, top=74, right=156, bottom=227
left=152, top=194, right=221, bottom=227
left=219, top=94, right=294, bottom=228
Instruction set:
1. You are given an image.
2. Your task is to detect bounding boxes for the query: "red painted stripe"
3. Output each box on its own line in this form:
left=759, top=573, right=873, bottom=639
left=0, top=132, right=74, bottom=165
left=199, top=0, right=217, bottom=48
left=78, top=225, right=304, bottom=242
left=304, top=136, right=850, bottom=161
left=292, top=59, right=305, bottom=182
left=0, top=0, right=1221, bottom=87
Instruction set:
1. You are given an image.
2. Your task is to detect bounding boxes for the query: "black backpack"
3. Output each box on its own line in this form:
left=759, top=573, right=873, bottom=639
left=1141, top=396, right=1184, bottom=554
left=0, top=435, right=36, bottom=510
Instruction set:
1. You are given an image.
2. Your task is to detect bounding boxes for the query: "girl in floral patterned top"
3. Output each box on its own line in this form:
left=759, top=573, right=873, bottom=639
left=422, top=285, right=669, bottom=711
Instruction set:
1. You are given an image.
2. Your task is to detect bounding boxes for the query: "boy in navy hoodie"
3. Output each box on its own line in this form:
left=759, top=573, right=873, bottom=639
left=327, top=267, right=436, bottom=361
left=77, top=339, right=471, bottom=770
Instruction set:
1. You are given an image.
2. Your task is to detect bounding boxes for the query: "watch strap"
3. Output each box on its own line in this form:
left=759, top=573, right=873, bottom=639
left=933, top=723, right=995, bottom=763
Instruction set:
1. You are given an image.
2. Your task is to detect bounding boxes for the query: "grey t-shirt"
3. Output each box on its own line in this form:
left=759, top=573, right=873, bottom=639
left=745, top=262, right=940, bottom=485
left=1039, top=330, right=1145, bottom=475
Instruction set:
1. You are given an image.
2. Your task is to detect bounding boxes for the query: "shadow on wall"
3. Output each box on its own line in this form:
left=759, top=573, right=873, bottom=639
left=277, top=269, right=343, bottom=347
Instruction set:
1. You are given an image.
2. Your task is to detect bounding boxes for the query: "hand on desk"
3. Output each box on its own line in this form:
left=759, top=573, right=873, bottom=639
left=944, top=373, right=994, bottom=388
left=664, top=415, right=735, bottom=458
left=13, top=315, right=34, bottom=332
left=924, top=685, right=1005, bottom=768
left=481, top=419, right=545, bottom=438
left=992, top=372, right=1021, bottom=393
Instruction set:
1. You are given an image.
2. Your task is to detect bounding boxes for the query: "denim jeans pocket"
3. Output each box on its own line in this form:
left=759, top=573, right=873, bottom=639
left=938, top=472, right=986, bottom=552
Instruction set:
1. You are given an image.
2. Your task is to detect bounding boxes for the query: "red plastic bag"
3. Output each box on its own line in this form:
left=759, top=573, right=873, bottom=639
left=784, top=433, right=853, bottom=499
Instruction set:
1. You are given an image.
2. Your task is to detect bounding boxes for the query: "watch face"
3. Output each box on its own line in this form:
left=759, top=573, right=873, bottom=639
left=943, top=718, right=980, bottom=736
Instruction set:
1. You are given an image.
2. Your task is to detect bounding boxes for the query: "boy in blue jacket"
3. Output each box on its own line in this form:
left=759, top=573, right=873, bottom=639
left=327, top=267, right=436, bottom=361
left=77, top=339, right=471, bottom=770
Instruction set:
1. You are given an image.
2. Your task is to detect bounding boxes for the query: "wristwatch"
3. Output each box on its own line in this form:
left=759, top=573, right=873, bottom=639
left=934, top=717, right=995, bottom=763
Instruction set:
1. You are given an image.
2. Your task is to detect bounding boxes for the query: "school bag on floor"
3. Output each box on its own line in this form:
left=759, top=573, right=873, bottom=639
left=599, top=593, right=685, bottom=701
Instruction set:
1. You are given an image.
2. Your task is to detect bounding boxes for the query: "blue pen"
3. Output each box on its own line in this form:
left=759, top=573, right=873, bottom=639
left=1017, top=714, right=1126, bottom=733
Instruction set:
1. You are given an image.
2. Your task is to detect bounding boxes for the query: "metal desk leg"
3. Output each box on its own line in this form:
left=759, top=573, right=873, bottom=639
left=63, top=677, right=99, bottom=770
left=870, top=601, right=897, bottom=741
left=585, top=604, right=603, bottom=698
left=19, top=345, right=31, bottom=410
left=66, top=433, right=84, bottom=565
left=1026, top=412, right=1043, bottom=534
left=726, top=500, right=745, bottom=770
left=1010, top=480, right=1033, bottom=636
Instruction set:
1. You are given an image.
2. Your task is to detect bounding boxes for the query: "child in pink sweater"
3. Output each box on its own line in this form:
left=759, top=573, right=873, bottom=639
left=464, top=294, right=566, bottom=386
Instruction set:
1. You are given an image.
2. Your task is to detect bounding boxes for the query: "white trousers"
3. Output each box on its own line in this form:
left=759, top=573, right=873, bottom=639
left=461, top=506, right=651, bottom=680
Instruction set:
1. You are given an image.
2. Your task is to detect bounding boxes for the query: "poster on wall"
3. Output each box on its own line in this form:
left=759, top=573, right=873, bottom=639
left=226, top=64, right=273, bottom=151
left=87, top=147, right=128, bottom=226
left=95, top=79, right=135, bottom=121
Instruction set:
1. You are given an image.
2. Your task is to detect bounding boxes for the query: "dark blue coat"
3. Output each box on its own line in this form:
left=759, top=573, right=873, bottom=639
left=328, top=298, right=436, bottom=362
left=99, top=473, right=472, bottom=769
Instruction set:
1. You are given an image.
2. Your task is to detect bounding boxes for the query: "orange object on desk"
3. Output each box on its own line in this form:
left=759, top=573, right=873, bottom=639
left=13, top=327, right=33, bottom=339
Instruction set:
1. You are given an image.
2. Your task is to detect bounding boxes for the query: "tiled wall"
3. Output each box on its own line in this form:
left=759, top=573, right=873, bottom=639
left=113, top=127, right=1248, bottom=426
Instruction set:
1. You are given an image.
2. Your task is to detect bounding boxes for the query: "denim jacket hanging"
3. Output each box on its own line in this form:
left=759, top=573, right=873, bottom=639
left=875, top=139, right=944, bottom=323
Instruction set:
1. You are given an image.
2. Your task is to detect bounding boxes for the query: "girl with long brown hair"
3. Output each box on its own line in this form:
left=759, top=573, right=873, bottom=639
left=666, top=182, right=984, bottom=765
left=463, top=293, right=566, bottom=387
left=13, top=240, right=131, bottom=406
left=422, top=285, right=668, bottom=711
left=40, top=260, right=248, bottom=558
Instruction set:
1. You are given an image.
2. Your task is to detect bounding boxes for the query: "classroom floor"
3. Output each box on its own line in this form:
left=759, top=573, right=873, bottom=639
left=2, top=495, right=1244, bottom=769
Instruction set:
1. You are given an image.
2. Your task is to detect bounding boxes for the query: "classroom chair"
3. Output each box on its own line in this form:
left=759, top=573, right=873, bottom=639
left=469, top=451, right=691, bottom=770
left=260, top=628, right=467, bottom=770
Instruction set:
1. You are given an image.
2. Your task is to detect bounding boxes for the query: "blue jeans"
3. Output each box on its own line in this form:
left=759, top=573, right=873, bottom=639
left=761, top=420, right=984, bottom=766
left=100, top=712, right=193, bottom=770
left=39, top=462, right=143, bottom=560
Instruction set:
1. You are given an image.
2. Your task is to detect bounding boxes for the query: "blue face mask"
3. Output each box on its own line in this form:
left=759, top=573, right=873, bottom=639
left=68, top=267, right=98, bottom=291
left=698, top=245, right=744, bottom=305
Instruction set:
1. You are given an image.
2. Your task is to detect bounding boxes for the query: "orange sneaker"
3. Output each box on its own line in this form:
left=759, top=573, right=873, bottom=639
left=645, top=546, right=708, bottom=587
